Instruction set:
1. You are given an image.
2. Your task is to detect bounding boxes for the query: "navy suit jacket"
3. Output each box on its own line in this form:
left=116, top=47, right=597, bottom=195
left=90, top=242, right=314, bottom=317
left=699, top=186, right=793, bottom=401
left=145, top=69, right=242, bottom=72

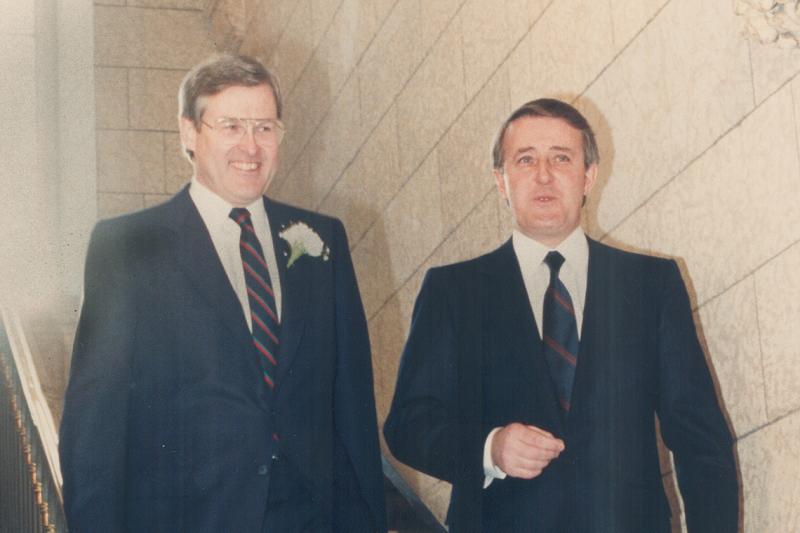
left=384, top=238, right=738, bottom=532
left=60, top=188, right=387, bottom=532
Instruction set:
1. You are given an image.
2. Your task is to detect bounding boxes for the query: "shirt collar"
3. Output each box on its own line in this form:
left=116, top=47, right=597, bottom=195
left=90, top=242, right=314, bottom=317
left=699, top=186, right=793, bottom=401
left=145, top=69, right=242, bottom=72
left=511, top=226, right=588, bottom=273
left=189, top=177, right=268, bottom=230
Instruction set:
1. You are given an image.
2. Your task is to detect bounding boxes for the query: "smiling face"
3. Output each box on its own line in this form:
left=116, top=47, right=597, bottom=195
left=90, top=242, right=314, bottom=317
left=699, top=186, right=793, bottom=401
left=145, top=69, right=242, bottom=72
left=494, top=115, right=597, bottom=247
left=180, top=84, right=280, bottom=207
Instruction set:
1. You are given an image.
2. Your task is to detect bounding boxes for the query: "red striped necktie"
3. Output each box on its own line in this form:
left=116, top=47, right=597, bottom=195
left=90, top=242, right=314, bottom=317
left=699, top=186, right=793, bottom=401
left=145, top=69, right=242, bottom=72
left=542, top=251, right=579, bottom=413
left=230, top=207, right=281, bottom=390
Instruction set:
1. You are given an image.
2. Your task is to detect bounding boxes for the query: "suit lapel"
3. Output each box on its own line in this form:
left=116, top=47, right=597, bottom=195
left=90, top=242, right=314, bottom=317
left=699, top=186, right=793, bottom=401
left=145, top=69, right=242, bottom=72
left=263, top=198, right=311, bottom=387
left=483, top=241, right=563, bottom=433
left=567, top=238, right=612, bottom=434
left=170, top=189, right=254, bottom=352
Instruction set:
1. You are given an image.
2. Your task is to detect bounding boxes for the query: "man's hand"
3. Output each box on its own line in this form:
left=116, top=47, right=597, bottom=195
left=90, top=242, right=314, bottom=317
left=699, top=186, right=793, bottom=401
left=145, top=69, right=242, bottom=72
left=491, top=423, right=565, bottom=479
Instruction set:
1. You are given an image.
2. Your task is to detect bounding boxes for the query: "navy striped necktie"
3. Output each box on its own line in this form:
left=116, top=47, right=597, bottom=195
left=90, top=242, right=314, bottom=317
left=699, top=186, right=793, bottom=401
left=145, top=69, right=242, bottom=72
left=230, top=207, right=281, bottom=390
left=542, top=251, right=579, bottom=413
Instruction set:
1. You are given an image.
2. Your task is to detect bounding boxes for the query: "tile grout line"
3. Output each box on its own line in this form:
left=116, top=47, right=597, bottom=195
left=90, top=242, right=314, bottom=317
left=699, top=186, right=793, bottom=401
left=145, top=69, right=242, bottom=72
left=736, top=405, right=800, bottom=441
left=750, top=271, right=772, bottom=432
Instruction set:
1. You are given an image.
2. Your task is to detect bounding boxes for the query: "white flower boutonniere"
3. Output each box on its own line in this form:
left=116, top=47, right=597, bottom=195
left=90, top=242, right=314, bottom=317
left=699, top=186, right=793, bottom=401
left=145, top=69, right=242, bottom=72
left=279, top=221, right=330, bottom=268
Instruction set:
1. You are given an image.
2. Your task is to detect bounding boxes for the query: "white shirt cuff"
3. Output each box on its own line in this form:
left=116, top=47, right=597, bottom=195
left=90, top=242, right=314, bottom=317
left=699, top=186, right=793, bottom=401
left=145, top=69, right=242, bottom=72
left=483, top=427, right=507, bottom=489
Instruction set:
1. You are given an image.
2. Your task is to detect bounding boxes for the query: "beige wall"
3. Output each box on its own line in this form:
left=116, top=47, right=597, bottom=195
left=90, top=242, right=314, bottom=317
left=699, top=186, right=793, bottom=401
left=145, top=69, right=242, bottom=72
left=92, top=0, right=218, bottom=219
left=229, top=0, right=800, bottom=529
left=82, top=0, right=800, bottom=529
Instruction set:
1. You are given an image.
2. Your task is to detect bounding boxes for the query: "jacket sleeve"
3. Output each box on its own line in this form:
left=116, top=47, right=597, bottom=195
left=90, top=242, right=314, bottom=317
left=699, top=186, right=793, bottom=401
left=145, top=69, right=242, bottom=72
left=59, top=221, right=134, bottom=533
left=383, top=268, right=461, bottom=483
left=330, top=219, right=387, bottom=532
left=656, top=260, right=739, bottom=533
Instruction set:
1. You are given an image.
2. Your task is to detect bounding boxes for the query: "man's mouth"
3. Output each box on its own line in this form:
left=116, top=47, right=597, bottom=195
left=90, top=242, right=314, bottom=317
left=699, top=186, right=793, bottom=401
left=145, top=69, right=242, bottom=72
left=231, top=161, right=260, bottom=171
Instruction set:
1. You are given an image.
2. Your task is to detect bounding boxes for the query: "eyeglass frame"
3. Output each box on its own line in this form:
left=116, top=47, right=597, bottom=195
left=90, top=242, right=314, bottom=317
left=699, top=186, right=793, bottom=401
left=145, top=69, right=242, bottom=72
left=199, top=116, right=286, bottom=146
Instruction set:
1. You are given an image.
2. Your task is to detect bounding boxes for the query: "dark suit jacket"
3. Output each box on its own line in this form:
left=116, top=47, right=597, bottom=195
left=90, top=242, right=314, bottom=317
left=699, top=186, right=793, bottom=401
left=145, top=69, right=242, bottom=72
left=60, top=188, right=387, bottom=532
left=384, top=238, right=738, bottom=532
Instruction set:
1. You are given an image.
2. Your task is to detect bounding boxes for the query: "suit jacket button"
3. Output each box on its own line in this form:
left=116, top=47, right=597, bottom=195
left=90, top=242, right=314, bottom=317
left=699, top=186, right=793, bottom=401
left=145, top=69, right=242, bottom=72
left=257, top=464, right=269, bottom=476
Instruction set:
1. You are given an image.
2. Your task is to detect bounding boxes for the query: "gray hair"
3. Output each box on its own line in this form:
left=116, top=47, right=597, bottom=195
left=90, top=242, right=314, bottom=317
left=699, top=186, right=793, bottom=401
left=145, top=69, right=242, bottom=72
left=178, top=54, right=282, bottom=158
left=491, top=98, right=599, bottom=171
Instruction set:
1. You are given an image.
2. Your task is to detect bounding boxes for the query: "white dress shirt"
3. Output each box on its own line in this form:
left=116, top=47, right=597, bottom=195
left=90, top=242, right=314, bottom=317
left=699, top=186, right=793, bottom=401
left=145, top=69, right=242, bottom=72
left=483, top=227, right=589, bottom=486
left=189, top=178, right=283, bottom=329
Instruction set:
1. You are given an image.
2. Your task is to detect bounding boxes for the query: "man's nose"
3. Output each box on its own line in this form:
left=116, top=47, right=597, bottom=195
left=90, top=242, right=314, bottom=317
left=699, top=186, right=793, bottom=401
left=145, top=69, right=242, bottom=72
left=534, top=159, right=553, bottom=183
left=238, top=124, right=259, bottom=153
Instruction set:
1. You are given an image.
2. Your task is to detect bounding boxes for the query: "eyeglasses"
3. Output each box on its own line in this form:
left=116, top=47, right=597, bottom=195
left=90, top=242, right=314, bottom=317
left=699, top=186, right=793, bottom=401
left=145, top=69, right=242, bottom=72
left=200, top=117, right=286, bottom=146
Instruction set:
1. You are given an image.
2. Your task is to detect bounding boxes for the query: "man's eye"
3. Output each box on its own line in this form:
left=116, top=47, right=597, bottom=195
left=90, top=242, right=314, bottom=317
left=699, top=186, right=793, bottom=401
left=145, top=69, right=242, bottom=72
left=255, top=123, right=274, bottom=134
left=517, top=155, right=534, bottom=165
left=221, top=123, right=242, bottom=133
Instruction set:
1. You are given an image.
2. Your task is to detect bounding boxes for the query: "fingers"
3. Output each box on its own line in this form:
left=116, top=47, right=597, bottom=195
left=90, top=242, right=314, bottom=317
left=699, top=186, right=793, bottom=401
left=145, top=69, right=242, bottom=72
left=491, top=423, right=565, bottom=479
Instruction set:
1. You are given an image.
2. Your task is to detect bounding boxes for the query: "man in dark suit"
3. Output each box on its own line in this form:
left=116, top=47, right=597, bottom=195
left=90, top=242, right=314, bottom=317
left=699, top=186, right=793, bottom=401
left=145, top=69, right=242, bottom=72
left=384, top=99, right=738, bottom=532
left=59, top=54, right=386, bottom=532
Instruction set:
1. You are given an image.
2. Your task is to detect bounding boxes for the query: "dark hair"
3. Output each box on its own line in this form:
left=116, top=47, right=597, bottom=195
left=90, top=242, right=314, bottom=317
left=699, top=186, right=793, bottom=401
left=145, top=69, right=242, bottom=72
left=178, top=54, right=282, bottom=158
left=491, top=98, right=599, bottom=170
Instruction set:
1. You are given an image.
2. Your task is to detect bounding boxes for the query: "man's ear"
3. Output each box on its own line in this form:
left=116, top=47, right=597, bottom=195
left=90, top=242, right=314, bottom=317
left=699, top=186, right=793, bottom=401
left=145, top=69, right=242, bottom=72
left=179, top=117, right=198, bottom=155
left=493, top=168, right=509, bottom=202
left=583, top=162, right=598, bottom=196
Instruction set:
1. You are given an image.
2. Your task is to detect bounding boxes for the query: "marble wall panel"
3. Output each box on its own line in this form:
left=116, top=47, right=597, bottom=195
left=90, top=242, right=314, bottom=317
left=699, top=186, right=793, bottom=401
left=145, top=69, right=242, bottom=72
left=307, top=76, right=364, bottom=208
left=437, top=64, right=510, bottom=232
left=310, top=0, right=342, bottom=50
left=97, top=130, right=165, bottom=193
left=755, top=241, right=800, bottom=420
left=396, top=23, right=467, bottom=178
left=0, top=0, right=34, bottom=33
left=419, top=0, right=464, bottom=53
left=380, top=152, right=445, bottom=292
left=95, top=67, right=128, bottom=129
left=358, top=0, right=424, bottom=129
left=95, top=6, right=215, bottom=69
left=505, top=0, right=552, bottom=42
left=520, top=0, right=616, bottom=101
left=587, top=0, right=752, bottom=234
left=697, top=277, right=767, bottom=437
left=605, top=88, right=800, bottom=304
left=279, top=59, right=333, bottom=172
left=459, top=0, right=523, bottom=99
left=749, top=40, right=800, bottom=105
left=318, top=104, right=402, bottom=244
left=739, top=411, right=800, bottom=531
left=505, top=31, right=538, bottom=111
left=607, top=0, right=668, bottom=52
left=272, top=151, right=313, bottom=209
left=611, top=85, right=800, bottom=305
left=97, top=192, right=145, bottom=219
left=429, top=189, right=504, bottom=268
left=128, top=68, right=185, bottom=131
left=128, top=0, right=205, bottom=8
left=351, top=219, right=395, bottom=319
left=267, top=0, right=313, bottom=94
left=313, top=0, right=368, bottom=97
left=95, top=0, right=125, bottom=5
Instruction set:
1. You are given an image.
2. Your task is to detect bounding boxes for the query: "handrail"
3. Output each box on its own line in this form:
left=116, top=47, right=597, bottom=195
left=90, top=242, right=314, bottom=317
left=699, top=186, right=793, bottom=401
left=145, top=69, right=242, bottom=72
left=0, top=307, right=67, bottom=532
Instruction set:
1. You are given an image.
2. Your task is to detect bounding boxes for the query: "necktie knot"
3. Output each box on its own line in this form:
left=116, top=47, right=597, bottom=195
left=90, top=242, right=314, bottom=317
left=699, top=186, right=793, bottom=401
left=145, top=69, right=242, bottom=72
left=544, top=251, right=565, bottom=278
left=230, top=207, right=252, bottom=227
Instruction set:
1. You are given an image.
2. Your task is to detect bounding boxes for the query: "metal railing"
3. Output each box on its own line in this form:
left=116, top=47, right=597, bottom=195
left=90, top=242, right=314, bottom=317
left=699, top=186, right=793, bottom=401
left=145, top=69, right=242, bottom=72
left=0, top=309, right=66, bottom=532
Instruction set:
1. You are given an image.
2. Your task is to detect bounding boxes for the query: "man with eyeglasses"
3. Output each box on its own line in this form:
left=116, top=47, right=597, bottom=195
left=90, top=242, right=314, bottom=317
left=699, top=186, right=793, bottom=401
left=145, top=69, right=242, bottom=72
left=60, top=54, right=386, bottom=532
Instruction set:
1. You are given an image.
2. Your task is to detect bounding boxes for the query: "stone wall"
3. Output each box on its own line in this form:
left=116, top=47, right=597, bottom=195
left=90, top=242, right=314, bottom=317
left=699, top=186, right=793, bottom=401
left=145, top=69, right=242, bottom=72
left=231, top=0, right=800, bottom=529
left=93, top=0, right=218, bottom=218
